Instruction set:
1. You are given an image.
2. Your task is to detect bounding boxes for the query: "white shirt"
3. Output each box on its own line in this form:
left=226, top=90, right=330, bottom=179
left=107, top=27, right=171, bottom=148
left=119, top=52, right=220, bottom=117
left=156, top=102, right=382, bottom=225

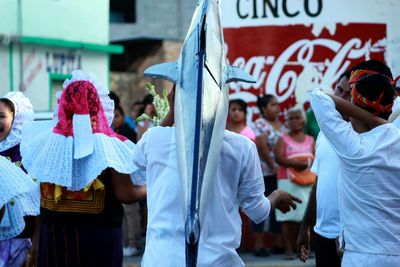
left=133, top=127, right=270, bottom=267
left=310, top=90, right=400, bottom=256
left=311, top=133, right=340, bottom=239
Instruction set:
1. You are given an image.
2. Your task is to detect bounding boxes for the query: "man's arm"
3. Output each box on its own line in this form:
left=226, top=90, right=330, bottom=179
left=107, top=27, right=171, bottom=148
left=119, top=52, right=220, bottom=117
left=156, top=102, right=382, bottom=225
left=329, top=94, right=386, bottom=128
left=296, top=181, right=317, bottom=262
left=310, top=90, right=362, bottom=157
left=267, top=189, right=302, bottom=213
left=111, top=169, right=146, bottom=204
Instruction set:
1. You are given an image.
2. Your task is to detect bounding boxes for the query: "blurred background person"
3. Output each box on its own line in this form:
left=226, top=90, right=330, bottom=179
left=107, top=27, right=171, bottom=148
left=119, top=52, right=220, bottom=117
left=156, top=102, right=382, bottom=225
left=125, top=101, right=144, bottom=133
left=137, top=94, right=156, bottom=140
left=274, top=107, right=315, bottom=260
left=112, top=104, right=142, bottom=257
left=112, top=105, right=137, bottom=143
left=227, top=99, right=255, bottom=141
left=251, top=94, right=286, bottom=256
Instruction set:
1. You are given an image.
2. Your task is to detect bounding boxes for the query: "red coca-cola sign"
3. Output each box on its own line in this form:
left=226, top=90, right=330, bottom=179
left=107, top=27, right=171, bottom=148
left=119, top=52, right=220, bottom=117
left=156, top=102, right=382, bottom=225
left=224, top=23, right=386, bottom=119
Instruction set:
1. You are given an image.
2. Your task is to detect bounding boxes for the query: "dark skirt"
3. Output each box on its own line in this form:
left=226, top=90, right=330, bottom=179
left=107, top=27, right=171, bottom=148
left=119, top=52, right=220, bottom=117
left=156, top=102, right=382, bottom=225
left=38, top=222, right=123, bottom=267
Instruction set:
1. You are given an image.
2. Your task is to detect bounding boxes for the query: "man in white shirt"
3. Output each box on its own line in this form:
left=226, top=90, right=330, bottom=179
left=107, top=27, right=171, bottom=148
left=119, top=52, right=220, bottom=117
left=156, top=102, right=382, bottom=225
left=309, top=70, right=400, bottom=267
left=297, top=70, right=351, bottom=267
left=297, top=60, right=396, bottom=267
left=133, top=126, right=301, bottom=267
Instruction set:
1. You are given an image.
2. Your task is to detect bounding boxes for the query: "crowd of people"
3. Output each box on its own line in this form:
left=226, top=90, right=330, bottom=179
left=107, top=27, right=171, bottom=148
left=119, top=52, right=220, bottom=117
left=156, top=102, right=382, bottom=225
left=0, top=59, right=399, bottom=267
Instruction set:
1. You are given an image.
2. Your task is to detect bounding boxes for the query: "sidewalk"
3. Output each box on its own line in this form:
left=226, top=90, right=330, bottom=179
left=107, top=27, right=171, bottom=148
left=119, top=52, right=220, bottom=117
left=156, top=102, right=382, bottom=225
left=123, top=253, right=316, bottom=267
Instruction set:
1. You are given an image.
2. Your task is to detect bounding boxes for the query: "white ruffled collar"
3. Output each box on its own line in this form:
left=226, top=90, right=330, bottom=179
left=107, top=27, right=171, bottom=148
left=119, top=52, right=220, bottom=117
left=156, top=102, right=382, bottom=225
left=0, top=130, right=21, bottom=152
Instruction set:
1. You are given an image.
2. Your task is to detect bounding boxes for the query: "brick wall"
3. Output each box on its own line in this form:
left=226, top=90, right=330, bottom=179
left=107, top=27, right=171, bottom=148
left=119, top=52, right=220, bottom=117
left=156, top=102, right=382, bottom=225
left=110, top=40, right=181, bottom=114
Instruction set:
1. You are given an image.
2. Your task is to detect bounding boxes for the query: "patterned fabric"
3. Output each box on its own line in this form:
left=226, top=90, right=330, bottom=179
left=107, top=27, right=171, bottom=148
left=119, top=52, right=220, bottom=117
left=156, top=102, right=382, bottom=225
left=349, top=69, right=393, bottom=115
left=252, top=117, right=286, bottom=175
left=54, top=80, right=125, bottom=141
left=41, top=183, right=105, bottom=214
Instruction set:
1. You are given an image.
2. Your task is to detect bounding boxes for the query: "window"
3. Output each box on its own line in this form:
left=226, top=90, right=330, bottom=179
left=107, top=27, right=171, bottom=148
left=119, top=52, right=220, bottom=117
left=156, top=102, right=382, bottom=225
left=110, top=0, right=136, bottom=23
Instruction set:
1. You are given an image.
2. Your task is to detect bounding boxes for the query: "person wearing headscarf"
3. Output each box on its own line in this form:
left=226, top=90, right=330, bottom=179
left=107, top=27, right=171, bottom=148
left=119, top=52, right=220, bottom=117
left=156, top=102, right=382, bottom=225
left=309, top=69, right=400, bottom=267
left=20, top=70, right=146, bottom=267
left=0, top=92, right=40, bottom=267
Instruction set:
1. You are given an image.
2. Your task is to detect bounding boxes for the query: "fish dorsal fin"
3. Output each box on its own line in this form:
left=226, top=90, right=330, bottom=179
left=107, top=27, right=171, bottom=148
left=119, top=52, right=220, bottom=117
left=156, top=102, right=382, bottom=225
left=144, top=62, right=179, bottom=83
left=226, top=65, right=256, bottom=84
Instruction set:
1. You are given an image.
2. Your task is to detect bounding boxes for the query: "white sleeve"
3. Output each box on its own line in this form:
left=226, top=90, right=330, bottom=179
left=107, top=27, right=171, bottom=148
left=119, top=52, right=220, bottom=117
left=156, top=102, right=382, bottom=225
left=238, top=139, right=271, bottom=224
left=309, top=90, right=362, bottom=158
left=131, top=130, right=150, bottom=185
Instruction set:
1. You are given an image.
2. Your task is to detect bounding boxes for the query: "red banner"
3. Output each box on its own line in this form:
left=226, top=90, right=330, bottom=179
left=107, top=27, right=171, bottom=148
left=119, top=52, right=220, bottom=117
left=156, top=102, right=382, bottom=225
left=224, top=23, right=386, bottom=119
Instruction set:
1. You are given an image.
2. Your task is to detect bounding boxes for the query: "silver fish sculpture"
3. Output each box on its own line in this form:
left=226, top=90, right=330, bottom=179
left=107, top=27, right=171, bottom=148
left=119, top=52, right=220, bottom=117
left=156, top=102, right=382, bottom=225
left=144, top=0, right=255, bottom=266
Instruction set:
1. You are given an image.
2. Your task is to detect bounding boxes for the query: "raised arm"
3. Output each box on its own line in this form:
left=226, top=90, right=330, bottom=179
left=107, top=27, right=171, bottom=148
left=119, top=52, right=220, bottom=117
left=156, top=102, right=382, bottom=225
left=309, top=89, right=362, bottom=157
left=329, top=94, right=387, bottom=128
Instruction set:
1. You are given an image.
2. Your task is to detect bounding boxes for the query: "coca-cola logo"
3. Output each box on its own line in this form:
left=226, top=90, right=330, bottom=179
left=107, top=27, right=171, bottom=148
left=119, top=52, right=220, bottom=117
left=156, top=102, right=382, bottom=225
left=224, top=23, right=386, bottom=121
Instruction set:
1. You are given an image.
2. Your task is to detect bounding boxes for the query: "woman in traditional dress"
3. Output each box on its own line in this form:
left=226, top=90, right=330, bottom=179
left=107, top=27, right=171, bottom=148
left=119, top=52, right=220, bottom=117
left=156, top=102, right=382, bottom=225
left=21, top=70, right=146, bottom=267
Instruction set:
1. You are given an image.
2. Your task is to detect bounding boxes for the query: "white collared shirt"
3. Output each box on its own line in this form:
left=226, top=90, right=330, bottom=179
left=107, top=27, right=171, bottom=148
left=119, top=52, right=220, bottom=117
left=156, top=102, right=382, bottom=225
left=134, top=127, right=270, bottom=266
left=311, top=132, right=341, bottom=239
left=310, top=90, right=400, bottom=256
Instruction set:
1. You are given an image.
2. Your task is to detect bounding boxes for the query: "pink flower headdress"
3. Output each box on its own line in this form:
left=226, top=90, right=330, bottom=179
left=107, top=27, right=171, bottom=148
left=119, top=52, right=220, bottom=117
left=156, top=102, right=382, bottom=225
left=21, top=70, right=137, bottom=191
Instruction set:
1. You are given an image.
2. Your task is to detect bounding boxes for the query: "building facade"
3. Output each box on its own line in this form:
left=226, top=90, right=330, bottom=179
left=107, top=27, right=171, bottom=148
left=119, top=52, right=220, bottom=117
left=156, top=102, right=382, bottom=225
left=109, top=0, right=197, bottom=111
left=0, top=0, right=123, bottom=116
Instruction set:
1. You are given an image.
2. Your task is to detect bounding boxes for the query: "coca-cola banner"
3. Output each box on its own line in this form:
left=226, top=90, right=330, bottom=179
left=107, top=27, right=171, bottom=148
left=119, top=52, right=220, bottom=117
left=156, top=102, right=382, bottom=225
left=222, top=0, right=400, bottom=119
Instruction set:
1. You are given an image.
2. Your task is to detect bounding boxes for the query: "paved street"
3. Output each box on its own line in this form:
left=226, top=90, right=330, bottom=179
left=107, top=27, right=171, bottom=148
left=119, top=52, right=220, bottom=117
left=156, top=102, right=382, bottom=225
left=123, top=253, right=316, bottom=267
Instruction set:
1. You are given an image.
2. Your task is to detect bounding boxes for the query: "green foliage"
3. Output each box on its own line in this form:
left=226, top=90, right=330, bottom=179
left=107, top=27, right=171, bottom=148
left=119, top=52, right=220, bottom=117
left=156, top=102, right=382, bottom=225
left=137, top=83, right=170, bottom=126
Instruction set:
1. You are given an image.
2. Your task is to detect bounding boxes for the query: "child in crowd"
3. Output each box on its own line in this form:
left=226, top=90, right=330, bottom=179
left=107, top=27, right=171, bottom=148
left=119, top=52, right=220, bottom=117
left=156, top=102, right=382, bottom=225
left=137, top=94, right=156, bottom=140
left=252, top=94, right=286, bottom=256
left=125, top=101, right=143, bottom=132
left=112, top=105, right=137, bottom=143
left=274, top=106, right=315, bottom=259
left=0, top=92, right=40, bottom=267
left=227, top=99, right=255, bottom=141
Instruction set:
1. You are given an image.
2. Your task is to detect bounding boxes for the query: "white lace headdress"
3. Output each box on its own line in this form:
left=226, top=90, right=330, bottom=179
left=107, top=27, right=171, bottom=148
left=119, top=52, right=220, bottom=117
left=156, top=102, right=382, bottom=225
left=0, top=92, right=34, bottom=152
